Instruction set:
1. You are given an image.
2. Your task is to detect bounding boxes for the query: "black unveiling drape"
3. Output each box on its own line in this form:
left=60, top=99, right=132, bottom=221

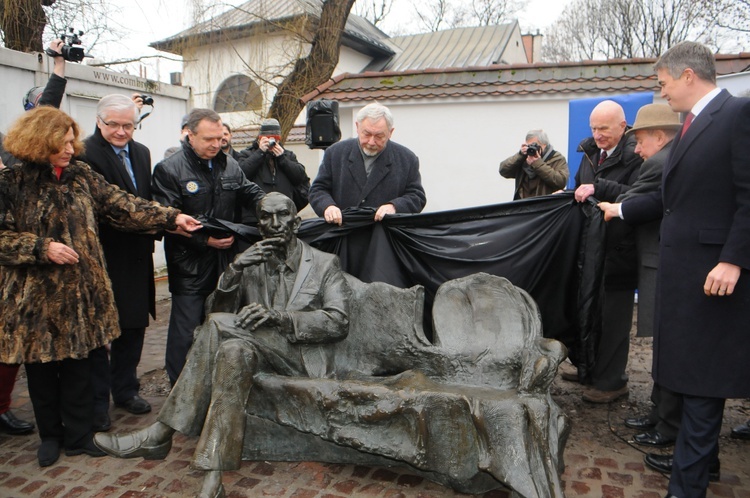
left=197, top=192, right=606, bottom=380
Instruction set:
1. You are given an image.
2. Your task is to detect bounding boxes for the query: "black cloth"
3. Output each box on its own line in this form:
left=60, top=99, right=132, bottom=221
left=165, top=294, right=206, bottom=385
left=200, top=193, right=606, bottom=375
left=151, top=139, right=265, bottom=296
left=237, top=142, right=310, bottom=223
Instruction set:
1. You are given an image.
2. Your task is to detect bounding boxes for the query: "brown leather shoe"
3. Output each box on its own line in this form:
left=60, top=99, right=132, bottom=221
left=582, top=385, right=628, bottom=403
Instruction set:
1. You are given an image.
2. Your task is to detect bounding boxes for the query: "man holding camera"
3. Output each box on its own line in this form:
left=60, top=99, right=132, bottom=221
left=499, top=130, right=569, bottom=199
left=82, top=94, right=159, bottom=431
left=237, top=118, right=310, bottom=226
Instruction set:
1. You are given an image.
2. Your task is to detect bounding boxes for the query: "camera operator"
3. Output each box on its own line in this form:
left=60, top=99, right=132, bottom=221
left=499, top=130, right=569, bottom=200
left=237, top=118, right=311, bottom=227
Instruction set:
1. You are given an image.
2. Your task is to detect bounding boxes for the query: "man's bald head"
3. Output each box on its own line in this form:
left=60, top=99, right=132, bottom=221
left=590, top=100, right=627, bottom=151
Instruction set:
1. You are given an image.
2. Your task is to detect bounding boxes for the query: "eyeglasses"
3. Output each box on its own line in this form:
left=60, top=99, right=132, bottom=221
left=99, top=117, right=135, bottom=132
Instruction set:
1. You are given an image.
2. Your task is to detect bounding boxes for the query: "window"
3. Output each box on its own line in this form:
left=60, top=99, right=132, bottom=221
left=213, top=74, right=263, bottom=113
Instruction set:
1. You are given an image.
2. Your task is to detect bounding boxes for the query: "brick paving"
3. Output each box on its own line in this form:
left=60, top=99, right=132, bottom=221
left=1, top=279, right=749, bottom=497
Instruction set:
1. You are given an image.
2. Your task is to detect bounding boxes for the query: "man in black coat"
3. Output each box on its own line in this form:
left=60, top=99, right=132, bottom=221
left=82, top=94, right=157, bottom=431
left=603, top=41, right=750, bottom=497
left=152, top=108, right=265, bottom=386
left=571, top=100, right=643, bottom=404
left=309, top=102, right=426, bottom=226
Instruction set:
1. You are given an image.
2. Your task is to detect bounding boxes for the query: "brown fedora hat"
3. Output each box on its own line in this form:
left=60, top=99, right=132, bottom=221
left=628, top=104, right=681, bottom=133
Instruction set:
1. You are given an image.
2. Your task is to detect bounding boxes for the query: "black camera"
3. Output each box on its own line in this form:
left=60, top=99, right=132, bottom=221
left=525, top=143, right=542, bottom=157
left=45, top=28, right=86, bottom=63
left=139, top=95, right=154, bottom=106
left=267, top=138, right=277, bottom=149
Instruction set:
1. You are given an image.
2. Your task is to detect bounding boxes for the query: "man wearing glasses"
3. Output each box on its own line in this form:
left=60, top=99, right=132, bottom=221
left=309, top=102, right=426, bottom=226
left=82, top=94, right=158, bottom=432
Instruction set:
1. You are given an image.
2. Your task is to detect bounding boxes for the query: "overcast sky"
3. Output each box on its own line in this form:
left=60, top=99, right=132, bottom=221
left=93, top=0, right=572, bottom=82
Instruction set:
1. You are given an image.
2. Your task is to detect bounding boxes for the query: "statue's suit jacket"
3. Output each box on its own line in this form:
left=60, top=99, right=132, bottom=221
left=623, top=89, right=750, bottom=399
left=209, top=241, right=350, bottom=378
left=309, top=138, right=426, bottom=215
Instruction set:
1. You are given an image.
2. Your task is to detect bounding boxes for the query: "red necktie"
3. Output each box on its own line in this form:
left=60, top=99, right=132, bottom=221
left=598, top=150, right=608, bottom=166
left=681, top=112, right=694, bottom=138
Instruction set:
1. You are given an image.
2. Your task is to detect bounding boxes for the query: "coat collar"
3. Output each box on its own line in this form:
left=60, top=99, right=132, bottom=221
left=345, top=139, right=392, bottom=198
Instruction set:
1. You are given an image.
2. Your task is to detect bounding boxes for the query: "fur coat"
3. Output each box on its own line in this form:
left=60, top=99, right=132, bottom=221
left=0, top=160, right=179, bottom=364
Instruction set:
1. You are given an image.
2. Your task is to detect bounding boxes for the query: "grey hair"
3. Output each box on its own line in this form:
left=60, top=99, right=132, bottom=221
left=356, top=102, right=394, bottom=129
left=525, top=130, right=549, bottom=146
left=654, top=41, right=716, bottom=84
left=185, top=108, right=221, bottom=134
left=97, top=94, right=138, bottom=122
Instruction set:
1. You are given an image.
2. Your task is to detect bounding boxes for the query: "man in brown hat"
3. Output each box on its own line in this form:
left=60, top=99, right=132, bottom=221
left=600, top=104, right=685, bottom=452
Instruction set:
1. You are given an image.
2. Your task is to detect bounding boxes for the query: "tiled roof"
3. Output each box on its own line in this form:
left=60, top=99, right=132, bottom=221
left=233, top=123, right=307, bottom=146
left=301, top=55, right=750, bottom=103
left=150, top=0, right=393, bottom=58
left=366, top=23, right=519, bottom=72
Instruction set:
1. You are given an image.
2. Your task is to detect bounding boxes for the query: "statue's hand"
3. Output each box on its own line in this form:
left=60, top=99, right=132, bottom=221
left=235, top=303, right=281, bottom=331
left=232, top=237, right=285, bottom=269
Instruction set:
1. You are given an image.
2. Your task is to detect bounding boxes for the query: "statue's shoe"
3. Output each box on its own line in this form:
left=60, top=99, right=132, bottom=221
left=94, top=426, right=172, bottom=460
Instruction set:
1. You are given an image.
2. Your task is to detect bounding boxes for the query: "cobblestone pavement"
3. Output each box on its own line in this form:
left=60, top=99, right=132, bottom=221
left=1, top=280, right=749, bottom=497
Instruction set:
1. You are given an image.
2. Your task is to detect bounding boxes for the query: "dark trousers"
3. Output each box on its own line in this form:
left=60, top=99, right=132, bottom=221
left=166, top=294, right=206, bottom=386
left=25, top=358, right=93, bottom=448
left=648, top=383, right=682, bottom=440
left=0, top=362, right=20, bottom=414
left=591, top=288, right=634, bottom=391
left=90, top=327, right=147, bottom=413
left=669, top=395, right=724, bottom=498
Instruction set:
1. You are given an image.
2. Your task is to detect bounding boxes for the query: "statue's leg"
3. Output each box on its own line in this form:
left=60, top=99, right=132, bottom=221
left=191, top=337, right=257, bottom=471
left=158, top=313, right=235, bottom=436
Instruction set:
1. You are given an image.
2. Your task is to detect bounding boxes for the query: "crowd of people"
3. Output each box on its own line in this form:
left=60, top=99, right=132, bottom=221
left=1, top=38, right=749, bottom=498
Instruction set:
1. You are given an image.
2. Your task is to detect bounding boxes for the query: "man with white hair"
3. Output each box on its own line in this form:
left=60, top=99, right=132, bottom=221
left=82, top=94, right=158, bottom=432
left=309, top=102, right=426, bottom=225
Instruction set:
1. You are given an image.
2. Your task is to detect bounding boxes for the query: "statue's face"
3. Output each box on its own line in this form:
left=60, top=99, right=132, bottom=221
left=257, top=195, right=300, bottom=246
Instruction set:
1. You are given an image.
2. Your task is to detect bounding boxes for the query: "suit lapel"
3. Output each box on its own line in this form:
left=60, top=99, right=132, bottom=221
left=345, top=146, right=368, bottom=191
left=667, top=90, right=730, bottom=176
left=107, top=145, right=138, bottom=195
left=287, top=243, right=313, bottom=307
left=361, top=149, right=391, bottom=199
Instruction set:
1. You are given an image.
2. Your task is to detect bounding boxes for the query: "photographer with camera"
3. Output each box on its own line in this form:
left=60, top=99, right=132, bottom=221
left=499, top=130, right=569, bottom=200
left=237, top=118, right=311, bottom=226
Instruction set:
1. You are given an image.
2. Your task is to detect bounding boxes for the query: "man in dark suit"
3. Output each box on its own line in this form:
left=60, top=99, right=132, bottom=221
left=570, top=100, right=643, bottom=404
left=601, top=41, right=750, bottom=497
left=309, top=102, right=426, bottom=225
left=82, top=94, right=157, bottom=431
left=600, top=103, right=683, bottom=449
left=95, top=193, right=350, bottom=498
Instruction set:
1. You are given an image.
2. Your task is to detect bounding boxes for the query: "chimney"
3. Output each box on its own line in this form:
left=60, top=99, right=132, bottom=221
left=522, top=31, right=544, bottom=63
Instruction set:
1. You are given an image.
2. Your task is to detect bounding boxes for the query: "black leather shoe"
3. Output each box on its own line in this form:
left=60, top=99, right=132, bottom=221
left=633, top=430, right=675, bottom=448
left=66, top=438, right=106, bottom=458
left=645, top=453, right=720, bottom=482
left=115, top=395, right=151, bottom=415
left=730, top=421, right=750, bottom=440
left=624, top=416, right=655, bottom=431
left=38, top=440, right=60, bottom=467
left=93, top=412, right=111, bottom=432
left=0, top=410, right=35, bottom=435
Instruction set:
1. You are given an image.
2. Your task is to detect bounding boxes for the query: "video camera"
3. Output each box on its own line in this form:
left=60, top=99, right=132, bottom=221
left=45, top=28, right=86, bottom=63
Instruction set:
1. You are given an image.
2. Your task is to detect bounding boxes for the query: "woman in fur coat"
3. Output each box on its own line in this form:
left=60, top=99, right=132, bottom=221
left=0, top=106, right=200, bottom=467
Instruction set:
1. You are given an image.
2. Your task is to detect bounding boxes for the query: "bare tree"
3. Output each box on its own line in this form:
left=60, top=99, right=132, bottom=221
left=542, top=0, right=717, bottom=62
left=471, top=0, right=523, bottom=27
left=0, top=0, right=54, bottom=52
left=354, top=0, right=395, bottom=26
left=697, top=0, right=750, bottom=34
left=268, top=0, right=357, bottom=139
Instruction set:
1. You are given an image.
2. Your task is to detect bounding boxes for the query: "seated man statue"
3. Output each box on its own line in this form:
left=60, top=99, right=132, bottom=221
left=95, top=192, right=350, bottom=498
